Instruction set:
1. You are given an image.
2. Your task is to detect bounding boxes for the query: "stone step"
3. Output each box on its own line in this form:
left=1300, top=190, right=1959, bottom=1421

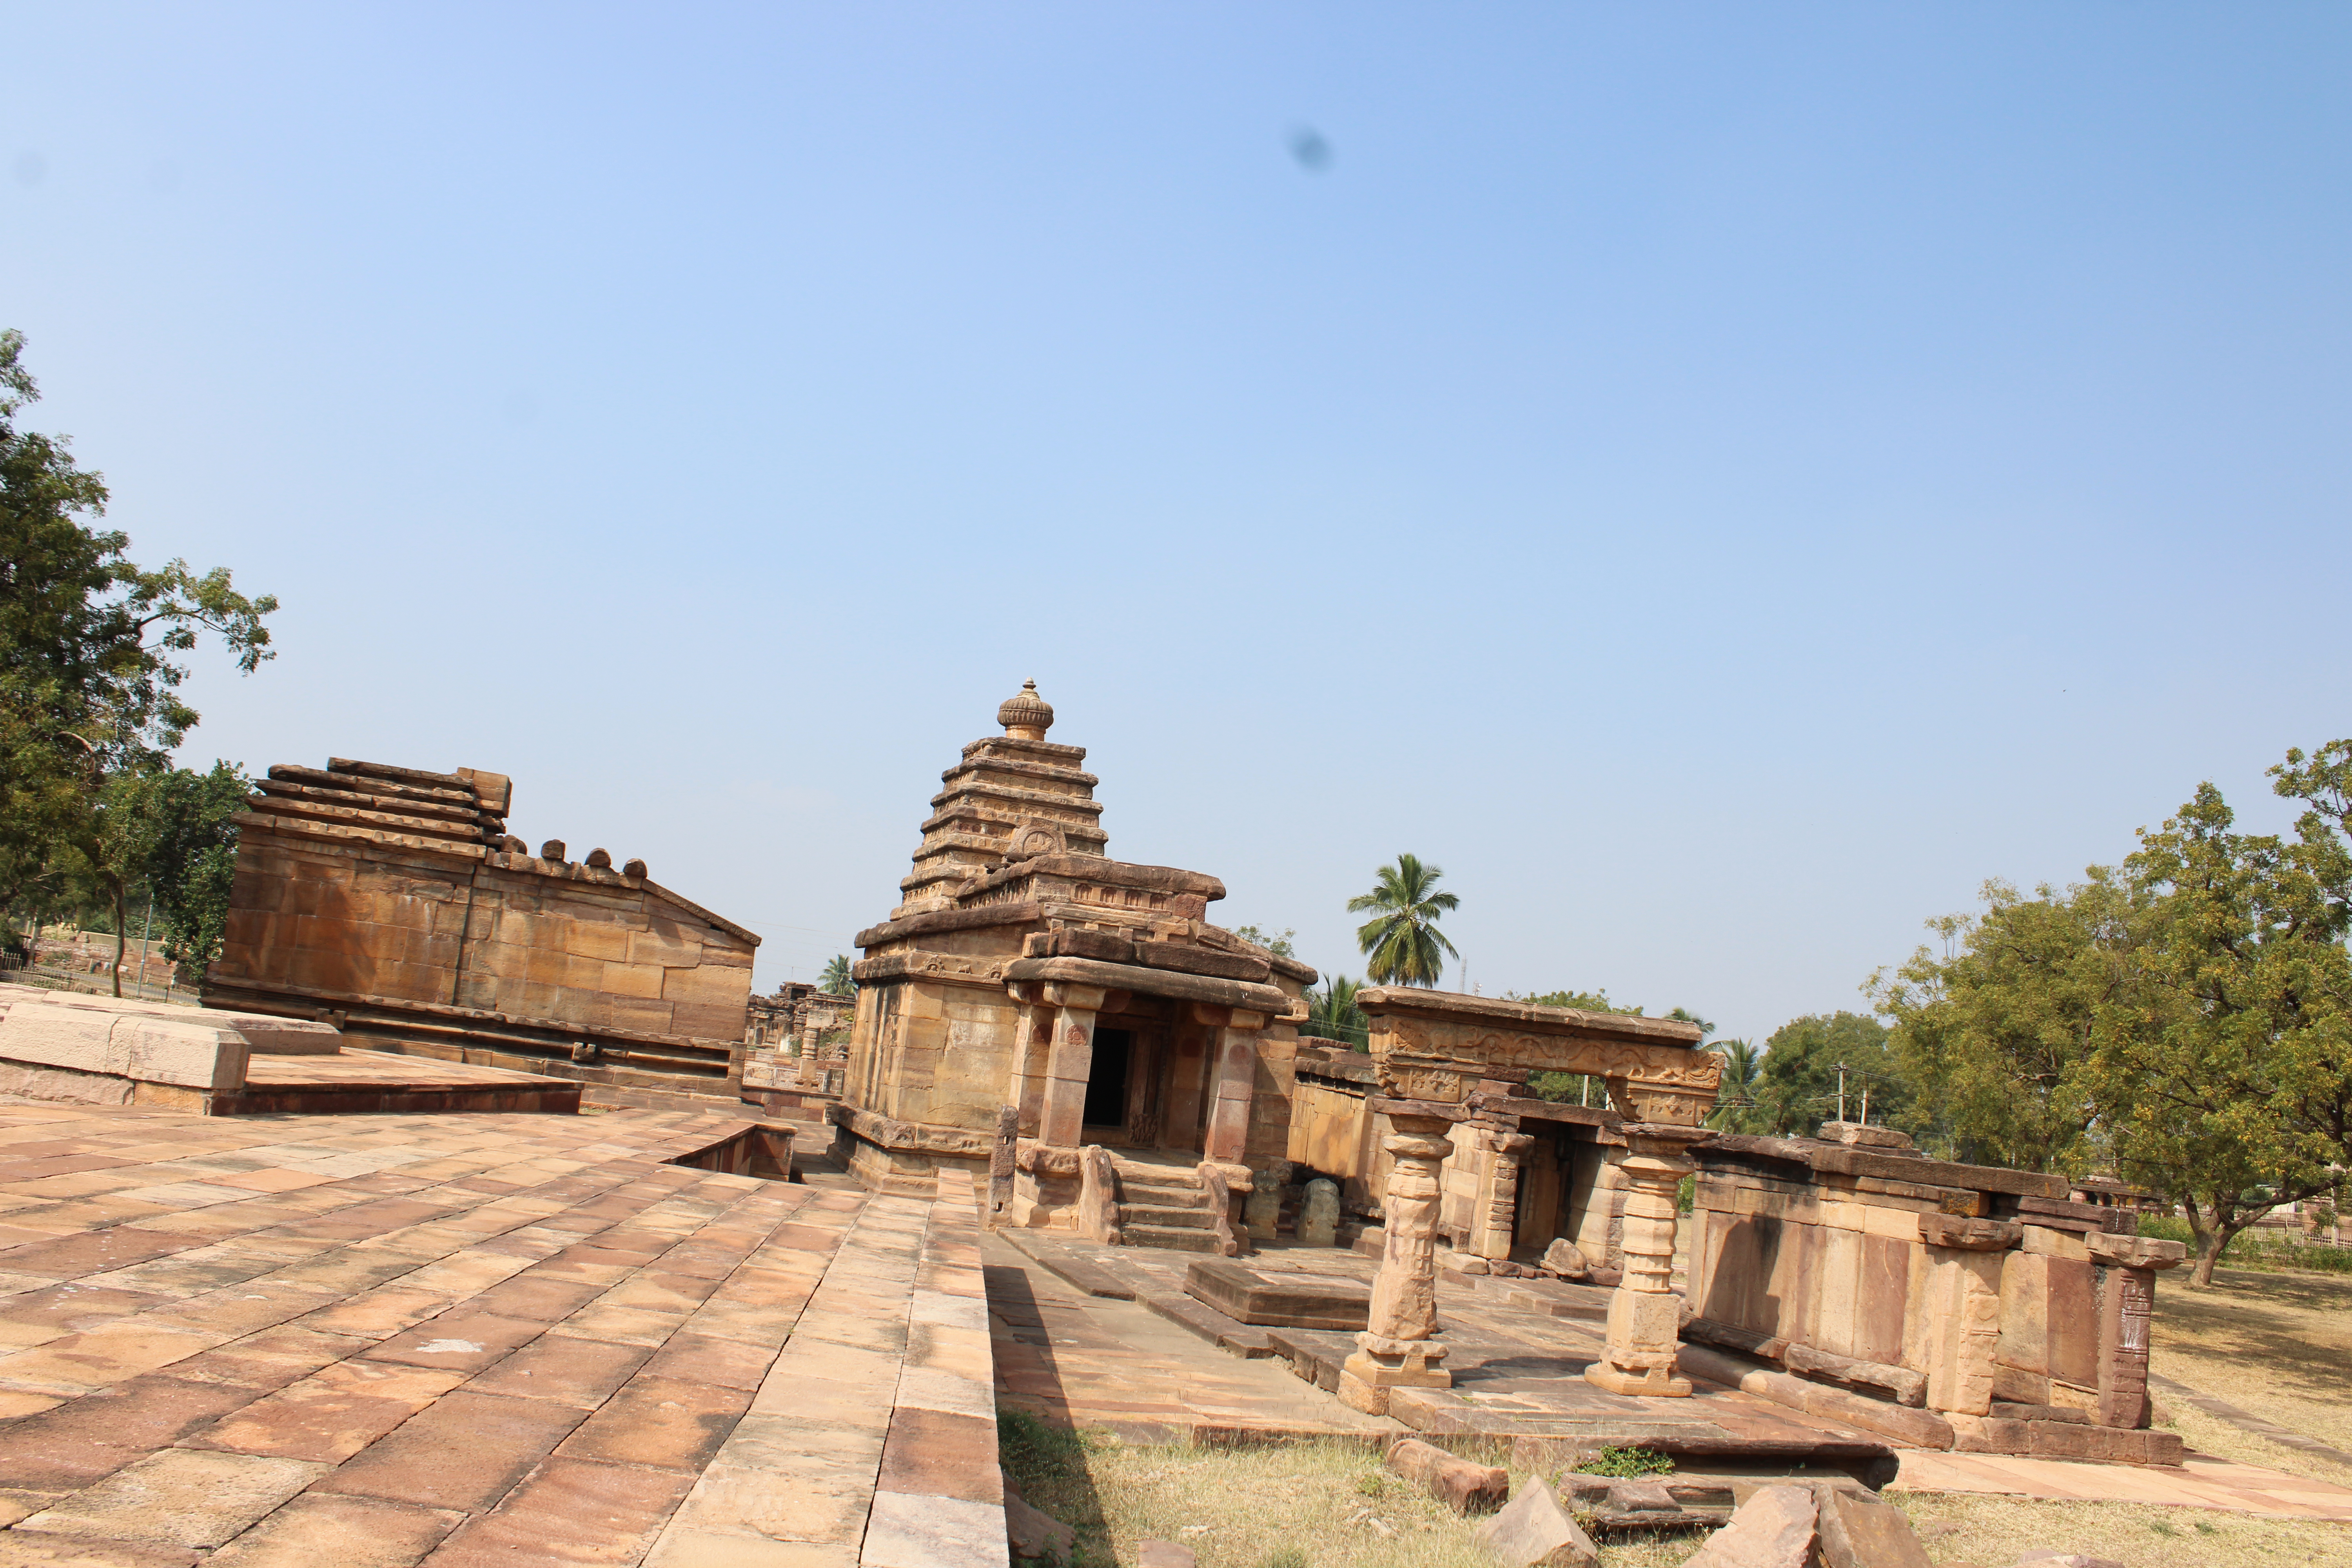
left=1118, top=1203, right=1213, bottom=1229
left=1120, top=1223, right=1225, bottom=1254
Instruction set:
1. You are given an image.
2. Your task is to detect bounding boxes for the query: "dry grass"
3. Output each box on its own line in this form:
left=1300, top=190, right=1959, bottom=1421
left=2152, top=1265, right=2352, bottom=1482
left=1895, top=1491, right=2350, bottom=1566
left=996, top=1421, right=2352, bottom=1568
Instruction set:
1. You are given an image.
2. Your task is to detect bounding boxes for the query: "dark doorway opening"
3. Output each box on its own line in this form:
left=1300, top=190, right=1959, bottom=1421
left=1084, top=1027, right=1133, bottom=1129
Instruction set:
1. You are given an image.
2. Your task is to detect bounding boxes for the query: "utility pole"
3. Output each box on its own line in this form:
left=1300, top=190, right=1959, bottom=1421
left=1860, top=1081, right=1871, bottom=1127
left=1836, top=1061, right=1849, bottom=1124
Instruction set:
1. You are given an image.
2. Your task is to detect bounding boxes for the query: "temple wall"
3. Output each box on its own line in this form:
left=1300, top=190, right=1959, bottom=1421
left=214, top=828, right=755, bottom=1044
left=215, top=836, right=473, bottom=1007
left=1686, top=1156, right=2172, bottom=1449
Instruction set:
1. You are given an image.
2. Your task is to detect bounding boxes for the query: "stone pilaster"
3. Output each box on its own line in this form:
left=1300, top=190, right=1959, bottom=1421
left=1472, top=1131, right=1535, bottom=1262
left=1584, top=1126, right=1707, bottom=1398
left=1035, top=984, right=1105, bottom=1148
left=1917, top=1213, right=2024, bottom=1417
left=1198, top=1005, right=1266, bottom=1164
left=1338, top=1113, right=1457, bottom=1416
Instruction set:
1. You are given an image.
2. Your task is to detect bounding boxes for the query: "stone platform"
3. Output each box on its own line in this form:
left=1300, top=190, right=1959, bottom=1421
left=0, top=1097, right=1007, bottom=1566
left=213, top=1053, right=586, bottom=1117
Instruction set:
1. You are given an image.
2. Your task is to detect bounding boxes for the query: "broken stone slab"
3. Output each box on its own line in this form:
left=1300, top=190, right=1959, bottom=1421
left=1138, top=1542, right=1196, bottom=1568
left=2010, top=1555, right=2126, bottom=1568
left=1474, top=1477, right=1599, bottom=1567
left=1004, top=1486, right=1074, bottom=1563
left=1384, top=1437, right=1509, bottom=1515
left=1815, top=1488, right=1931, bottom=1568
left=1679, top=1484, right=1818, bottom=1568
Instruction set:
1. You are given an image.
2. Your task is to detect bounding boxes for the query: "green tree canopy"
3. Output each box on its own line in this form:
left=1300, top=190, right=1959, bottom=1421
left=1301, top=974, right=1368, bottom=1048
left=1707, top=1039, right=1766, bottom=1132
left=1873, top=742, right=2352, bottom=1283
left=1232, top=925, right=1297, bottom=959
left=1870, top=878, right=2114, bottom=1172
left=819, top=954, right=855, bottom=996
left=1753, top=1011, right=1905, bottom=1137
left=0, top=330, right=276, bottom=992
left=1348, top=853, right=1458, bottom=987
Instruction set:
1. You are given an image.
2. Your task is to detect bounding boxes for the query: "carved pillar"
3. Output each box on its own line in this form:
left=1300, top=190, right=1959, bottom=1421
left=1036, top=984, right=1105, bottom=1147
left=1198, top=1005, right=1266, bottom=1164
left=1338, top=1112, right=1457, bottom=1416
left=1584, top=1126, right=1707, bottom=1397
left=2087, top=1230, right=2186, bottom=1428
left=1473, top=1131, right=1535, bottom=1262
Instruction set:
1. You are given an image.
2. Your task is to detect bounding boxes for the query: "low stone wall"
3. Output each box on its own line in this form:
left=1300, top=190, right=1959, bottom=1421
left=0, top=983, right=340, bottom=1107
left=1687, top=1132, right=2186, bottom=1463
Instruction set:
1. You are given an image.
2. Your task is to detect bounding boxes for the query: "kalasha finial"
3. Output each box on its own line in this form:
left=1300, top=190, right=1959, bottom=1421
left=996, top=679, right=1054, bottom=740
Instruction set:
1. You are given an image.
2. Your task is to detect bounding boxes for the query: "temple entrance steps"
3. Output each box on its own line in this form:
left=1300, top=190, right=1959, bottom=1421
left=1111, top=1153, right=1224, bottom=1252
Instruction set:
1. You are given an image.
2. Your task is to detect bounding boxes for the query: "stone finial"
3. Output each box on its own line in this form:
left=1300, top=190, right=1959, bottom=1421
left=996, top=679, right=1054, bottom=740
left=540, top=839, right=567, bottom=862
left=622, top=858, right=648, bottom=878
left=585, top=848, right=613, bottom=869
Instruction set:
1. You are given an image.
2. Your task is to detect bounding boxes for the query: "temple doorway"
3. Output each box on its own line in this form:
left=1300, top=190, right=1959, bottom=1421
left=1083, top=1027, right=1133, bottom=1131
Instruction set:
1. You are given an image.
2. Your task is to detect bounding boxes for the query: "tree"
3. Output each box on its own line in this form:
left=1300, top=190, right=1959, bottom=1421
left=1752, top=1012, right=1906, bottom=1137
left=819, top=954, right=855, bottom=996
left=0, top=330, right=275, bottom=968
left=1348, top=853, right=1459, bottom=987
left=2085, top=764, right=2352, bottom=1285
left=1232, top=925, right=1298, bottom=959
left=1870, top=879, right=2115, bottom=1172
left=146, top=762, right=251, bottom=980
left=1873, top=743, right=2352, bottom=1285
left=1707, top=1039, right=1765, bottom=1132
left=1302, top=975, right=1368, bottom=1047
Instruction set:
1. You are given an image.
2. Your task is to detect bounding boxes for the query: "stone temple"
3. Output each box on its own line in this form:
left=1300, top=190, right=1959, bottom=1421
left=833, top=682, right=1318, bottom=1234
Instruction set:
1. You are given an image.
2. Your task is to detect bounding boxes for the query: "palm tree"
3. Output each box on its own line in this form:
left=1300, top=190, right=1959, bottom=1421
left=1347, top=853, right=1460, bottom=988
left=1707, top=1038, right=1762, bottom=1132
left=1303, top=975, right=1369, bottom=1048
left=819, top=954, right=855, bottom=996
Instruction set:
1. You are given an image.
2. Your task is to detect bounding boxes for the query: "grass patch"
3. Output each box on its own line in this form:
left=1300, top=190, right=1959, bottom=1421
left=1570, top=1445, right=1676, bottom=1479
left=993, top=1421, right=2352, bottom=1567
left=2148, top=1264, right=2352, bottom=1483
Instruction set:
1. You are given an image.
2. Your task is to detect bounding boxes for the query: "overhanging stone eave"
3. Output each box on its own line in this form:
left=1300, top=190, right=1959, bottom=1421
left=1002, top=956, right=1290, bottom=1015
left=1356, top=985, right=1708, bottom=1049
left=855, top=902, right=1045, bottom=949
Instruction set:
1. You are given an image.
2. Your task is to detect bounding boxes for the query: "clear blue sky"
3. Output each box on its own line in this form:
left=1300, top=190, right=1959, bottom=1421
left=6, top=6, right=2348, bottom=1044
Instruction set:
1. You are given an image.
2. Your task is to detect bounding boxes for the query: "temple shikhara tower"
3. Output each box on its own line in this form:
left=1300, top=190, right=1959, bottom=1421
left=835, top=682, right=1318, bottom=1227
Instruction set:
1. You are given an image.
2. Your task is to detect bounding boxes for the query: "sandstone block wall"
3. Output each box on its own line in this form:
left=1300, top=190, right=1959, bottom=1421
left=206, top=759, right=758, bottom=1099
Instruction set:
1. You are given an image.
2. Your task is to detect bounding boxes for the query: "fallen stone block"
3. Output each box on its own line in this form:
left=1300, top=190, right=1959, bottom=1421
left=1680, top=1484, right=1817, bottom=1568
left=1004, top=1486, right=1074, bottom=1563
left=1138, top=1542, right=1196, bottom=1568
left=1816, top=1488, right=1930, bottom=1568
left=1384, top=1437, right=1509, bottom=1515
left=2011, top=1555, right=2125, bottom=1568
left=1474, top=1478, right=1599, bottom=1567
left=1540, top=1238, right=1588, bottom=1277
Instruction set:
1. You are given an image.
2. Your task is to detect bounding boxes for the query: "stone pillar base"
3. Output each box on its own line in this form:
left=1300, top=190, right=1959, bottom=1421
left=1583, top=1357, right=1692, bottom=1398
left=1337, top=1335, right=1451, bottom=1416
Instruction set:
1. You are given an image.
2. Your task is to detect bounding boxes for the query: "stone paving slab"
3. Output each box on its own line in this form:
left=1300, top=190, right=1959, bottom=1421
left=1892, top=1449, right=2352, bottom=1520
left=0, top=1099, right=1007, bottom=1566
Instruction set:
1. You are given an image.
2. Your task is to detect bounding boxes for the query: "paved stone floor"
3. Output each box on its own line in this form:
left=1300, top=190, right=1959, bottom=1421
left=983, top=1234, right=1396, bottom=1442
left=0, top=1098, right=1005, bottom=1567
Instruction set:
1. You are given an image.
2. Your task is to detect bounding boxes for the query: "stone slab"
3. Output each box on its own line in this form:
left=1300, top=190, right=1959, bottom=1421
left=1182, top=1259, right=1370, bottom=1330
